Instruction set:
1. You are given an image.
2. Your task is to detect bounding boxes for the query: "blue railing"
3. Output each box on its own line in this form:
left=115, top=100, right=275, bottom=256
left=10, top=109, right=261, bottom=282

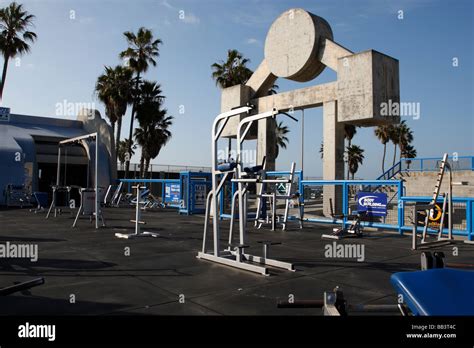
left=219, top=170, right=303, bottom=219
left=119, top=178, right=181, bottom=208
left=400, top=196, right=474, bottom=241
left=376, top=155, right=474, bottom=181
left=300, top=179, right=474, bottom=241
left=302, top=180, right=404, bottom=233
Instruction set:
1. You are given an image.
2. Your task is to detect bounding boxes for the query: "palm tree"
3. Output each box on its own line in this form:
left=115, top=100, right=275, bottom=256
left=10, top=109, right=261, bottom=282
left=211, top=50, right=282, bottom=155
left=211, top=49, right=253, bottom=88
left=344, top=124, right=357, bottom=179
left=274, top=121, right=289, bottom=159
left=374, top=125, right=391, bottom=173
left=120, top=27, right=162, bottom=178
left=95, top=65, right=134, bottom=160
left=347, top=145, right=365, bottom=180
left=389, top=124, right=401, bottom=166
left=401, top=144, right=417, bottom=169
left=211, top=49, right=253, bottom=154
left=398, top=120, right=414, bottom=162
left=134, top=81, right=173, bottom=178
left=117, top=139, right=135, bottom=167
left=0, top=2, right=37, bottom=100
left=268, top=83, right=279, bottom=95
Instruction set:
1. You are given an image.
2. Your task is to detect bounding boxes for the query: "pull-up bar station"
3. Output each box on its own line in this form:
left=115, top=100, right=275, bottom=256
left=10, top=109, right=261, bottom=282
left=198, top=106, right=298, bottom=276
left=46, top=132, right=103, bottom=229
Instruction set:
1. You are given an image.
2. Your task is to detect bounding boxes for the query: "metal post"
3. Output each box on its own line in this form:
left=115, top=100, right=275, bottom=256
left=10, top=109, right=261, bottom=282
left=301, top=109, right=304, bottom=173
left=448, top=170, right=453, bottom=239
left=412, top=207, right=417, bottom=250
left=398, top=180, right=404, bottom=235
left=95, top=133, right=99, bottom=229
left=56, top=146, right=61, bottom=187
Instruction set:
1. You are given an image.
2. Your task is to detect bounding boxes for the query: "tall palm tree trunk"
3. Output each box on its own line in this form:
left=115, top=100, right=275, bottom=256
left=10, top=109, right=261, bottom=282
left=125, top=72, right=141, bottom=178
left=346, top=139, right=352, bottom=180
left=139, top=153, right=145, bottom=179
left=110, top=121, right=115, bottom=153
left=144, top=157, right=151, bottom=179
left=382, top=143, right=386, bottom=174
left=393, top=144, right=397, bottom=166
left=115, top=117, right=122, bottom=163
left=0, top=55, right=10, bottom=100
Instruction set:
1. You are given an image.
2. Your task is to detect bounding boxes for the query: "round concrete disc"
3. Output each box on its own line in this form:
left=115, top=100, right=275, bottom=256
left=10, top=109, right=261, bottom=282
left=264, top=8, right=333, bottom=82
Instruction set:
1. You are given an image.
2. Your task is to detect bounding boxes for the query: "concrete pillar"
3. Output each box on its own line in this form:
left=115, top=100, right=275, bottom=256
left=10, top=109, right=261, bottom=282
left=323, top=100, right=345, bottom=216
left=257, top=118, right=277, bottom=170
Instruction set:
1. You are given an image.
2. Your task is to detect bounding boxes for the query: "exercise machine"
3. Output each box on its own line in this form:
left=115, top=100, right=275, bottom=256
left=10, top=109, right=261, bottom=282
left=278, top=286, right=404, bottom=316
left=411, top=153, right=454, bottom=249
left=420, top=251, right=474, bottom=271
left=390, top=268, right=474, bottom=316
left=3, top=184, right=32, bottom=208
left=46, top=133, right=102, bottom=229
left=46, top=185, right=81, bottom=218
left=198, top=106, right=298, bottom=276
left=29, top=192, right=48, bottom=214
left=73, top=188, right=106, bottom=228
left=278, top=251, right=474, bottom=316
left=115, top=185, right=159, bottom=239
left=254, top=162, right=303, bottom=231
left=321, top=199, right=365, bottom=240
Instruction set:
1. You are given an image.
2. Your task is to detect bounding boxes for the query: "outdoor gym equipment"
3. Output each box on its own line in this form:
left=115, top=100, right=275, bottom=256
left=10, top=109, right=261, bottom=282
left=29, top=192, right=48, bottom=214
left=420, top=251, right=474, bottom=271
left=72, top=188, right=106, bottom=228
left=46, top=185, right=81, bottom=218
left=278, top=251, right=474, bottom=316
left=254, top=162, right=303, bottom=231
left=198, top=106, right=298, bottom=276
left=390, top=268, right=474, bottom=316
left=321, top=198, right=365, bottom=240
left=0, top=277, right=45, bottom=296
left=4, top=184, right=32, bottom=208
left=115, top=185, right=159, bottom=239
left=46, top=133, right=102, bottom=229
left=277, top=286, right=404, bottom=316
left=411, top=153, right=454, bottom=249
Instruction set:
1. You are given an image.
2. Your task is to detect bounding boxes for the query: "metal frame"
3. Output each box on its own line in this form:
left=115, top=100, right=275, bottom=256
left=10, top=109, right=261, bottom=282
left=412, top=154, right=454, bottom=249
left=253, top=162, right=303, bottom=231
left=197, top=106, right=296, bottom=276
left=46, top=133, right=101, bottom=229
left=115, top=185, right=160, bottom=239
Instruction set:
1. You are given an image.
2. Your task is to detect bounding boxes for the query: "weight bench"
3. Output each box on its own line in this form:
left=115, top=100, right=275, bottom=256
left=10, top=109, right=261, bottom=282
left=390, top=268, right=474, bottom=316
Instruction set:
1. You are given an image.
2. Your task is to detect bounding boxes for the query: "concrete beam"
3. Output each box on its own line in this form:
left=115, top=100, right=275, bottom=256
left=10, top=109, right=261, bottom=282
left=252, top=82, right=337, bottom=113
left=320, top=38, right=353, bottom=72
left=245, top=60, right=277, bottom=98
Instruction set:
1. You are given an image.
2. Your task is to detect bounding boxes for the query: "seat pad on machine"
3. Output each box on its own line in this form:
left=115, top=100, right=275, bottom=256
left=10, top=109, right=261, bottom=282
left=390, top=268, right=474, bottom=316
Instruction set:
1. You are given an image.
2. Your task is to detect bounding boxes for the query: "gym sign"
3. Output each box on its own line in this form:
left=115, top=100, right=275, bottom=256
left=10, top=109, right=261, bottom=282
left=356, top=192, right=387, bottom=217
left=0, top=107, right=10, bottom=121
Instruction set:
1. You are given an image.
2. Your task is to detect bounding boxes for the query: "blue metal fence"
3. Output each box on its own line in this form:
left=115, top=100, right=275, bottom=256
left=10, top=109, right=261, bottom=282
left=300, top=179, right=474, bottom=241
left=218, top=170, right=303, bottom=219
left=119, top=178, right=182, bottom=209
left=376, top=155, right=474, bottom=180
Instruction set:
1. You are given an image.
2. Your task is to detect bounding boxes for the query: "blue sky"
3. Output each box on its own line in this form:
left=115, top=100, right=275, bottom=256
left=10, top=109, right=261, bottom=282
left=1, top=0, right=473, bottom=178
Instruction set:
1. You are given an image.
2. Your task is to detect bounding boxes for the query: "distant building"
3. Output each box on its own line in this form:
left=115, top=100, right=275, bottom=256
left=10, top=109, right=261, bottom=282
left=0, top=107, right=116, bottom=205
